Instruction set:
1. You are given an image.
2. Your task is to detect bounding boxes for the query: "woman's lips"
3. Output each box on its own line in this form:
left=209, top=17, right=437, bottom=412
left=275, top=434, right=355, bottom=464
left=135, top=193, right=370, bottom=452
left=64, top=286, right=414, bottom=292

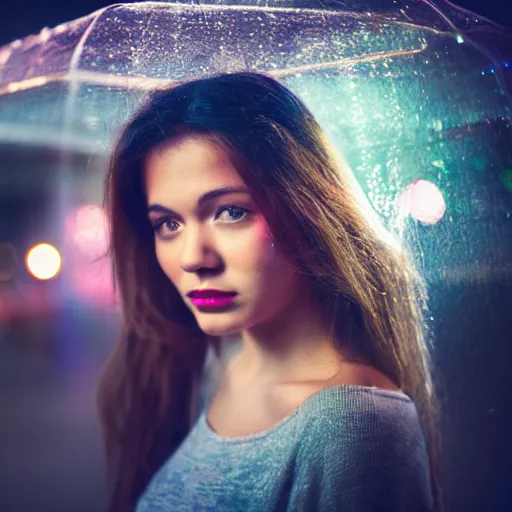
left=189, top=295, right=236, bottom=308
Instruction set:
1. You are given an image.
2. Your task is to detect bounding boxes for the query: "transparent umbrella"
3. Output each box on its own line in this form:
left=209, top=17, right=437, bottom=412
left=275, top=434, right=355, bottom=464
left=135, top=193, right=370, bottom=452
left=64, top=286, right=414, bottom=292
left=0, top=0, right=511, bottom=294
left=0, top=1, right=509, bottom=165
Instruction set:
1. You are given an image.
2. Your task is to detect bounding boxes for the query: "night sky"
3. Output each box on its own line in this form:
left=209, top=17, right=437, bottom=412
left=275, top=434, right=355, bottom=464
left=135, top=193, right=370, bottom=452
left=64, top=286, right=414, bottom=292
left=0, top=0, right=510, bottom=47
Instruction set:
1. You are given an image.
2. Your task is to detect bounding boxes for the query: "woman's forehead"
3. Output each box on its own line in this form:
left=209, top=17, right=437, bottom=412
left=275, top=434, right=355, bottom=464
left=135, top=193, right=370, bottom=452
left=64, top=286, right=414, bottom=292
left=149, top=135, right=233, bottom=172
left=147, top=136, right=241, bottom=178
left=144, top=137, right=250, bottom=208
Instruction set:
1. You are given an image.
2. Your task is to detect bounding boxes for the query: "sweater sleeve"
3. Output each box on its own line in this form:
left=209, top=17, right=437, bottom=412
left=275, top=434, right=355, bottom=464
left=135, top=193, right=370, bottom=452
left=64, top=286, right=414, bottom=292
left=287, top=394, right=434, bottom=512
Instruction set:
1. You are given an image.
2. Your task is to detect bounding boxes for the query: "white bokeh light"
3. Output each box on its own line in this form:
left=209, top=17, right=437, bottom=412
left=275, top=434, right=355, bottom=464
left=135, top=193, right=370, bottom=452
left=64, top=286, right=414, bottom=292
left=398, top=179, right=447, bottom=225
left=25, top=243, right=62, bottom=280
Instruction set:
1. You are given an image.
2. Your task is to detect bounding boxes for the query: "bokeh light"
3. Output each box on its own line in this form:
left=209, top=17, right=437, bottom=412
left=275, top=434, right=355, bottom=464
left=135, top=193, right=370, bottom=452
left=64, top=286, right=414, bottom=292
left=66, top=204, right=108, bottom=258
left=397, top=179, right=447, bottom=225
left=25, top=243, right=62, bottom=280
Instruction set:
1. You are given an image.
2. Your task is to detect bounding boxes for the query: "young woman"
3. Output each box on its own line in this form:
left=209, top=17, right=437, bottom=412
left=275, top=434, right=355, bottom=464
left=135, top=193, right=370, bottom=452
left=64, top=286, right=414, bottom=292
left=98, top=71, right=444, bottom=512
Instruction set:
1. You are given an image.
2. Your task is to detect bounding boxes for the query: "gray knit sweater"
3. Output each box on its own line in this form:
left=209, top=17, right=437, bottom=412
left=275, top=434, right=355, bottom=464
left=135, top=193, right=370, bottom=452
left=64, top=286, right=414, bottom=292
left=136, top=385, right=434, bottom=511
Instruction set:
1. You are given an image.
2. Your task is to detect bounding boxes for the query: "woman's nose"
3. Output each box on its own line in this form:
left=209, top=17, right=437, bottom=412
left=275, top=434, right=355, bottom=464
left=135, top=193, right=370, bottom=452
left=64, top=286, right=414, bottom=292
left=179, top=226, right=219, bottom=273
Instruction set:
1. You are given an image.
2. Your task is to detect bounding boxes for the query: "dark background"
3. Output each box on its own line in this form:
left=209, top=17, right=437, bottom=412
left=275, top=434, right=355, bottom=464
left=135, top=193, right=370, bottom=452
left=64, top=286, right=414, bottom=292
left=0, top=0, right=511, bottom=47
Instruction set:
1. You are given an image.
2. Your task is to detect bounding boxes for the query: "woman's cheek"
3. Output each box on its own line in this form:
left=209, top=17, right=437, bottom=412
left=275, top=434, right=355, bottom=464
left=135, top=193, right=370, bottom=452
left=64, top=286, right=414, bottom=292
left=229, top=221, right=275, bottom=270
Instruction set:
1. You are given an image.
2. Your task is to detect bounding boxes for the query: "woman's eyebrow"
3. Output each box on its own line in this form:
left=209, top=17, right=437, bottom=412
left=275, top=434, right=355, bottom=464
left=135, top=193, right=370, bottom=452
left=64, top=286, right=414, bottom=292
left=147, top=186, right=250, bottom=215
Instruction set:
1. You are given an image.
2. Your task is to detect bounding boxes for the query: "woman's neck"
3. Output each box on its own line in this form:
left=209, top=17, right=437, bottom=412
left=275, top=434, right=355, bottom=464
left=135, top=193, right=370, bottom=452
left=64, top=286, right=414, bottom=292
left=225, top=294, right=365, bottom=388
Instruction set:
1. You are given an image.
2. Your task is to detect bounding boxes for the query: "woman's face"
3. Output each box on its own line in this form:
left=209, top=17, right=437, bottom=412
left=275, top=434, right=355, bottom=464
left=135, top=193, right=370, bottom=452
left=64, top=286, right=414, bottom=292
left=144, top=135, right=301, bottom=337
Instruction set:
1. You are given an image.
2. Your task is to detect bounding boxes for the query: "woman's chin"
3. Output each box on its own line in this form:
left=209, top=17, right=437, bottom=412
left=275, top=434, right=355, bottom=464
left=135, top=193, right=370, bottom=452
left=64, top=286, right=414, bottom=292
left=196, top=319, right=243, bottom=338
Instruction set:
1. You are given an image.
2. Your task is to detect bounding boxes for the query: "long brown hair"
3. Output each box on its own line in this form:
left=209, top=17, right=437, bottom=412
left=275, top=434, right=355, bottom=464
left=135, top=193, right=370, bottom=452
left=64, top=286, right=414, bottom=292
left=98, top=71, right=445, bottom=512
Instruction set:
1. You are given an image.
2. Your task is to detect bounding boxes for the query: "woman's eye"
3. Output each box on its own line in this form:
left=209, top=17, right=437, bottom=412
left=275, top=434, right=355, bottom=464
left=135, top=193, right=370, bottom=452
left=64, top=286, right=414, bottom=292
left=214, top=206, right=249, bottom=223
left=153, top=218, right=178, bottom=235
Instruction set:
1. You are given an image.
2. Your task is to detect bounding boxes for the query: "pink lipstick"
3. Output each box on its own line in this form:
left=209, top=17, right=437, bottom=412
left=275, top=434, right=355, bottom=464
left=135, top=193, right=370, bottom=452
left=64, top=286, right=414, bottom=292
left=187, top=289, right=237, bottom=309
left=189, top=296, right=236, bottom=308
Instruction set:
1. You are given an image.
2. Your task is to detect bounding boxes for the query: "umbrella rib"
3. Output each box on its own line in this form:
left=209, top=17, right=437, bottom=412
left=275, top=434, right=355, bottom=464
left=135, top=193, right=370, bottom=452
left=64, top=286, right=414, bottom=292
left=0, top=44, right=427, bottom=96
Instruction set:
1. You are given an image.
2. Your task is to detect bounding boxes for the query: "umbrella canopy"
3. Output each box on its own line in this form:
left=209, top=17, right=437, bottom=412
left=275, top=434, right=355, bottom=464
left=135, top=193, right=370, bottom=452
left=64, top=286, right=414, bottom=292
left=0, top=1, right=509, bottom=155
left=0, top=0, right=511, bottom=272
